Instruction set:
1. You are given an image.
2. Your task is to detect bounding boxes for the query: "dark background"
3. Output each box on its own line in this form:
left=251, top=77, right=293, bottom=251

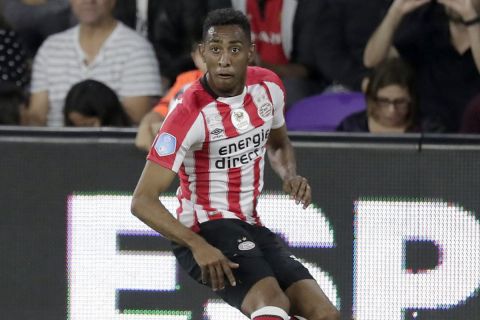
left=1, top=128, right=479, bottom=320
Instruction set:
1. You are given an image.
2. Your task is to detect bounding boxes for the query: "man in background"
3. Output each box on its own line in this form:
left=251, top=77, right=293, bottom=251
left=28, top=0, right=161, bottom=127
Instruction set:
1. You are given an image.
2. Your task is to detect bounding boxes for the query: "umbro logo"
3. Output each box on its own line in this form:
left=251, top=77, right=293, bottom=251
left=210, top=128, right=224, bottom=136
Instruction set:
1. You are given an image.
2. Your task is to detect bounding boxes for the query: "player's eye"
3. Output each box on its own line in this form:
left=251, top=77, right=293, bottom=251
left=210, top=46, right=220, bottom=54
left=231, top=47, right=240, bottom=53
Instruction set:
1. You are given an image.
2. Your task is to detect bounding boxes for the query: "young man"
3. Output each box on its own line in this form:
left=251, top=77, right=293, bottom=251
left=131, top=8, right=340, bottom=320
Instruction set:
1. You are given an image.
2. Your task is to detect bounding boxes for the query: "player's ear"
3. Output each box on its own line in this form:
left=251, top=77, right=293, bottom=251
left=198, top=43, right=207, bottom=62
left=248, top=43, right=256, bottom=64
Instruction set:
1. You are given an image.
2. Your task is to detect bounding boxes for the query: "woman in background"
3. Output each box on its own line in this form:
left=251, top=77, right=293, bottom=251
left=337, top=57, right=444, bottom=133
left=64, top=79, right=131, bottom=127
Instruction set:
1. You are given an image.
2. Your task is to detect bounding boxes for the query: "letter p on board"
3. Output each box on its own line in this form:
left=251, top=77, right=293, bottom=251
left=353, top=200, right=480, bottom=320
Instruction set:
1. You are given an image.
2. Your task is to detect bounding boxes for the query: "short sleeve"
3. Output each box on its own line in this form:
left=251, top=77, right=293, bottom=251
left=147, top=100, right=205, bottom=172
left=264, top=80, right=286, bottom=129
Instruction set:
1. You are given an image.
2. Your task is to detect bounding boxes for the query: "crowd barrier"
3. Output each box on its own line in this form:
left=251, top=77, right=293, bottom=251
left=1, top=127, right=479, bottom=320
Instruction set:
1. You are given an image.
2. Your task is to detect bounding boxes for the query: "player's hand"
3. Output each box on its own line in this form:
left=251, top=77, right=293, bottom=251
left=283, top=175, right=312, bottom=209
left=390, top=0, right=431, bottom=16
left=191, top=242, right=239, bottom=291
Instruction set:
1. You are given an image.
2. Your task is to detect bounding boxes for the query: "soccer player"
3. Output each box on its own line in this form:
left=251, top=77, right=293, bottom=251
left=131, top=8, right=340, bottom=320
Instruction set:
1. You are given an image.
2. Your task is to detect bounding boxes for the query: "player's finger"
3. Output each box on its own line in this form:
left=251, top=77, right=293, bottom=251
left=289, top=178, right=301, bottom=200
left=283, top=180, right=292, bottom=195
left=214, top=263, right=225, bottom=290
left=209, top=265, right=219, bottom=291
left=302, top=184, right=312, bottom=209
left=200, top=266, right=208, bottom=285
left=293, top=178, right=308, bottom=203
left=294, top=179, right=308, bottom=203
left=222, top=261, right=238, bottom=287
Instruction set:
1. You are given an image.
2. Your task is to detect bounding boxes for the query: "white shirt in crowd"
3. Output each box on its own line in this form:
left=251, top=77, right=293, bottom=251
left=30, top=22, right=162, bottom=127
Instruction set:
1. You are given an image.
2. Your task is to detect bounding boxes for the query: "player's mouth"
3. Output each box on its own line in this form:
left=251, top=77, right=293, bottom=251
left=216, top=72, right=234, bottom=79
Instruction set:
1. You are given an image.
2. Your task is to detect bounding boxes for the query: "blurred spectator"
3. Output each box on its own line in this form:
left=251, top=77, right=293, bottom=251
left=314, top=0, right=391, bottom=91
left=363, top=0, right=480, bottom=132
left=112, top=0, right=148, bottom=37
left=460, top=93, right=480, bottom=133
left=63, top=79, right=131, bottom=127
left=135, top=41, right=207, bottom=151
left=337, top=58, right=444, bottom=133
left=150, top=0, right=231, bottom=88
left=0, top=10, right=30, bottom=89
left=28, top=0, right=161, bottom=127
left=2, top=0, right=74, bottom=59
left=0, top=81, right=27, bottom=125
left=233, top=0, right=326, bottom=107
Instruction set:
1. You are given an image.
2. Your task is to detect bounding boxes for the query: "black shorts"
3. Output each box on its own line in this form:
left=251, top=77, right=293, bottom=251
left=172, top=219, right=314, bottom=309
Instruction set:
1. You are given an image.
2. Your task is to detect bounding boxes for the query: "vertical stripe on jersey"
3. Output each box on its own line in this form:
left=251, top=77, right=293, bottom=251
left=178, top=164, right=191, bottom=200
left=216, top=101, right=238, bottom=137
left=243, top=92, right=265, bottom=128
left=251, top=157, right=262, bottom=225
left=227, top=167, right=245, bottom=220
left=194, top=114, right=215, bottom=213
left=216, top=101, right=248, bottom=221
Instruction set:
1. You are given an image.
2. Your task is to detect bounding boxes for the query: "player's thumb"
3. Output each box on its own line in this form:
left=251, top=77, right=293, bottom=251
left=228, top=260, right=240, bottom=269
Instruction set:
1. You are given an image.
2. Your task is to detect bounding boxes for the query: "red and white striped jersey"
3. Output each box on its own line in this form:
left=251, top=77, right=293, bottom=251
left=147, top=67, right=286, bottom=231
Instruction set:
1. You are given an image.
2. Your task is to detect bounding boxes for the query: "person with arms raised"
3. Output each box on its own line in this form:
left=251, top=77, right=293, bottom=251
left=363, top=0, right=480, bottom=132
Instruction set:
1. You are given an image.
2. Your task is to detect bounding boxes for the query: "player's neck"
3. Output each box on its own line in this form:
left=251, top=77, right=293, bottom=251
left=203, top=73, right=245, bottom=98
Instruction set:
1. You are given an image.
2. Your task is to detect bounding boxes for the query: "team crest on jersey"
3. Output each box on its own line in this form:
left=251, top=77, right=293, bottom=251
left=231, top=109, right=250, bottom=131
left=257, top=101, right=273, bottom=120
left=237, top=237, right=256, bottom=251
left=154, top=133, right=176, bottom=156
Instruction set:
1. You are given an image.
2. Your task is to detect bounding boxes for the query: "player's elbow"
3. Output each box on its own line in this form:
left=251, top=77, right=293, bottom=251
left=130, top=194, right=144, bottom=219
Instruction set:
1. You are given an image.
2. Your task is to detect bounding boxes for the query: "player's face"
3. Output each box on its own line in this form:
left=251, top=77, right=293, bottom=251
left=70, top=0, right=116, bottom=26
left=200, top=25, right=254, bottom=97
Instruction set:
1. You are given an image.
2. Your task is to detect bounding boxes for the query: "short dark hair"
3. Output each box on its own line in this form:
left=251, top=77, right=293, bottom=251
left=202, top=8, right=251, bottom=42
left=64, top=79, right=131, bottom=127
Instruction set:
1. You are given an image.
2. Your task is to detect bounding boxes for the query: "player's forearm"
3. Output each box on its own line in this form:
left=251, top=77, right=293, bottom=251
left=363, top=6, right=403, bottom=68
left=131, top=195, right=206, bottom=249
left=267, top=142, right=297, bottom=182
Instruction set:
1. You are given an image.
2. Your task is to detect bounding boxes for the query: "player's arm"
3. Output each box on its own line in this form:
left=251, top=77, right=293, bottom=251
left=131, top=161, right=238, bottom=290
left=266, top=124, right=311, bottom=209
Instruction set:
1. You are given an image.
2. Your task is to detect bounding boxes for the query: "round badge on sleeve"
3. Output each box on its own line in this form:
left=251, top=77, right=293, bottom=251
left=257, top=101, right=273, bottom=121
